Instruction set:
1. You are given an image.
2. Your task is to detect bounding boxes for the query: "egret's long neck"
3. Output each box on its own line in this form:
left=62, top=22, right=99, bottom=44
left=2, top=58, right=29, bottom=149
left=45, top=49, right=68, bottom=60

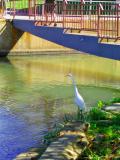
left=71, top=76, right=78, bottom=93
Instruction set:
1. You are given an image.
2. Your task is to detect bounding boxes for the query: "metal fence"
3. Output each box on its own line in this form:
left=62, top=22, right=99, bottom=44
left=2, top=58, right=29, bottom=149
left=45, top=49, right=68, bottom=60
left=4, top=0, right=120, bottom=40
left=98, top=4, right=120, bottom=39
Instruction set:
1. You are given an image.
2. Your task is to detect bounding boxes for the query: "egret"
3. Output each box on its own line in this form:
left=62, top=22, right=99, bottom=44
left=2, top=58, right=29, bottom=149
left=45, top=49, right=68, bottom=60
left=66, top=73, right=86, bottom=121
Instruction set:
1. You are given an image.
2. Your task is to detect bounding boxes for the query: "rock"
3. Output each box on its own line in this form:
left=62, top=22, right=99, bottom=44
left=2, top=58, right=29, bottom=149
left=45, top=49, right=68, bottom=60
left=15, top=151, right=39, bottom=160
left=104, top=103, right=120, bottom=112
left=40, top=122, right=89, bottom=160
left=93, top=134, right=106, bottom=144
left=63, top=132, right=89, bottom=160
left=95, top=120, right=112, bottom=126
left=61, top=122, right=90, bottom=133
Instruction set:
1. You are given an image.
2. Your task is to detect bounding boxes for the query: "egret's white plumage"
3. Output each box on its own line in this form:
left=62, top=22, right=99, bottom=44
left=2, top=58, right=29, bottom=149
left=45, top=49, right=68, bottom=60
left=66, top=73, right=85, bottom=114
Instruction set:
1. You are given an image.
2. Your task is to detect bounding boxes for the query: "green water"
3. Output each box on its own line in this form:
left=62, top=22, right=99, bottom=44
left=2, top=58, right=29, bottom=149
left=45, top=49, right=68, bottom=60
left=0, top=54, right=120, bottom=159
left=0, top=54, right=120, bottom=114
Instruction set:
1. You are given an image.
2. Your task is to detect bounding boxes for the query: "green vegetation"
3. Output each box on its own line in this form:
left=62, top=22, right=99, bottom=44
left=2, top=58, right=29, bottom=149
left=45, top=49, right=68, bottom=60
left=82, top=114, right=120, bottom=159
left=81, top=97, right=120, bottom=160
left=44, top=123, right=64, bottom=144
left=43, top=97, right=120, bottom=159
left=6, top=0, right=43, bottom=10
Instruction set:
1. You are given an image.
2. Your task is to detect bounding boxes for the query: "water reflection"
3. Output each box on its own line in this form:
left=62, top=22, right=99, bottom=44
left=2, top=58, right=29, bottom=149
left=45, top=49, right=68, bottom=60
left=0, top=54, right=120, bottom=159
left=9, top=54, right=120, bottom=88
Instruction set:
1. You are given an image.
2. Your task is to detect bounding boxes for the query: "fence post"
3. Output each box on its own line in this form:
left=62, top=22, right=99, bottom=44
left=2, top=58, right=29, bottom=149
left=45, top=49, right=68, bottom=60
left=117, top=4, right=119, bottom=38
left=80, top=1, right=84, bottom=29
left=28, top=0, right=31, bottom=19
left=34, top=0, right=36, bottom=20
left=62, top=0, right=65, bottom=28
left=97, top=4, right=100, bottom=37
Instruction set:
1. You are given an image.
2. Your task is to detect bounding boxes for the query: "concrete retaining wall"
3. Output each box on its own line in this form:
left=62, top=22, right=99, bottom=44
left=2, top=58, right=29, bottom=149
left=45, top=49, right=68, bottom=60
left=0, top=19, right=71, bottom=56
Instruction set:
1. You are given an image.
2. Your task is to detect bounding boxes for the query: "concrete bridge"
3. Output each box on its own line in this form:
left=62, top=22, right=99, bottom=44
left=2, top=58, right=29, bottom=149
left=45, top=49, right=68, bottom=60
left=0, top=0, right=120, bottom=60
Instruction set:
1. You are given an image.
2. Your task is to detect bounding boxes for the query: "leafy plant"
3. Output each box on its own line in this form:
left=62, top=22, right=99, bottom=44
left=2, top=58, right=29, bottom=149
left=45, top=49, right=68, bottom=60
left=110, top=97, right=120, bottom=103
left=88, top=107, right=108, bottom=121
left=44, top=123, right=64, bottom=144
left=89, top=153, right=101, bottom=160
left=112, top=114, right=120, bottom=125
left=97, top=100, right=104, bottom=109
left=104, top=97, right=120, bottom=106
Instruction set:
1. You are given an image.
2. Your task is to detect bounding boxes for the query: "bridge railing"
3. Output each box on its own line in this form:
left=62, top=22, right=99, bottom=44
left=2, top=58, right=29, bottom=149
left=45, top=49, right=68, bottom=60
left=5, top=0, right=117, bottom=16
left=98, top=4, right=120, bottom=39
left=4, top=0, right=120, bottom=40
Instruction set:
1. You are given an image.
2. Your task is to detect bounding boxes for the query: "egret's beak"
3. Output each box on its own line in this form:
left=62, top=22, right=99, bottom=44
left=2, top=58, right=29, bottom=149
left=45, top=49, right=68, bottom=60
left=65, top=73, right=72, bottom=77
left=65, top=74, right=69, bottom=77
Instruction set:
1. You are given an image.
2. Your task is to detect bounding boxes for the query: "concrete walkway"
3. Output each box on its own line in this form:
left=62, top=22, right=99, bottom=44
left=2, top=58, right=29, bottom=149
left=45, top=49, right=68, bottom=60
left=39, top=122, right=89, bottom=160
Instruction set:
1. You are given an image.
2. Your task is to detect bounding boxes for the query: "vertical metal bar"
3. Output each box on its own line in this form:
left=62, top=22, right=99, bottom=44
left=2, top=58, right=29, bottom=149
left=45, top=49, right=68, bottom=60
left=97, top=4, right=100, bottom=37
left=28, top=0, right=31, bottom=18
left=62, top=0, right=65, bottom=28
left=34, top=0, right=37, bottom=20
left=117, top=4, right=119, bottom=38
left=81, top=3, right=83, bottom=29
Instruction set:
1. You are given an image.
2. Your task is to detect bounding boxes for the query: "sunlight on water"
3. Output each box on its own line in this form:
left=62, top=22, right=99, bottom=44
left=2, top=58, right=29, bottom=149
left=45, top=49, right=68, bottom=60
left=0, top=54, right=120, bottom=159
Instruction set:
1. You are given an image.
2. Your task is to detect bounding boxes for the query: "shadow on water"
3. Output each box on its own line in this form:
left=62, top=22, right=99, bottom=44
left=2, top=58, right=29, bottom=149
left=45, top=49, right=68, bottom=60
left=0, top=57, right=11, bottom=63
left=0, top=20, right=23, bottom=57
left=0, top=56, right=25, bottom=105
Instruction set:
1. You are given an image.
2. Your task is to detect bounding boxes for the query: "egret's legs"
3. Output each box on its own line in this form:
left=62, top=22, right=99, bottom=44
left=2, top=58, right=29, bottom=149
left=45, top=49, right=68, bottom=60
left=77, top=107, right=85, bottom=122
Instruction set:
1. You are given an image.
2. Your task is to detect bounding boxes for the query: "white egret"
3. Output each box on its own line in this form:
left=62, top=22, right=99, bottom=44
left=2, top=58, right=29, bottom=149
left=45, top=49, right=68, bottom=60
left=66, top=73, right=86, bottom=120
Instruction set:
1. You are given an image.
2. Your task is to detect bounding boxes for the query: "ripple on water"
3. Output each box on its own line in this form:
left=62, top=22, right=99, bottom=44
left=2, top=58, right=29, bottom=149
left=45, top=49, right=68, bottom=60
left=0, top=107, right=45, bottom=160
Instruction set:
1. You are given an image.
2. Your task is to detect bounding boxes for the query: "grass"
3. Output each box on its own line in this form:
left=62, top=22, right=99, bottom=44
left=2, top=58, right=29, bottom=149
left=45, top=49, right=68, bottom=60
left=6, top=0, right=44, bottom=10
left=81, top=97, right=120, bottom=160
left=84, top=118, right=120, bottom=159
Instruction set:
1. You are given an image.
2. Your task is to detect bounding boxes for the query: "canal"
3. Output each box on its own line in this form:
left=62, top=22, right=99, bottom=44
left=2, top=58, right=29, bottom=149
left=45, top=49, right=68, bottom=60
left=0, top=54, right=120, bottom=159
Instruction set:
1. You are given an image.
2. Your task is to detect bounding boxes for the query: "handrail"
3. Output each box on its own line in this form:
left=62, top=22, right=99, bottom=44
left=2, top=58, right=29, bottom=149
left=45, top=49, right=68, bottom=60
left=55, top=0, right=117, bottom=3
left=4, top=0, right=120, bottom=40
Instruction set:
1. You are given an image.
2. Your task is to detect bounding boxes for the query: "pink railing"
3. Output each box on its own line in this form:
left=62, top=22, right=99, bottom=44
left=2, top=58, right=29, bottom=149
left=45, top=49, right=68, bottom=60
left=34, top=3, right=120, bottom=39
left=35, top=3, right=63, bottom=26
left=98, top=4, right=120, bottom=39
left=63, top=3, right=98, bottom=30
left=5, top=1, right=120, bottom=40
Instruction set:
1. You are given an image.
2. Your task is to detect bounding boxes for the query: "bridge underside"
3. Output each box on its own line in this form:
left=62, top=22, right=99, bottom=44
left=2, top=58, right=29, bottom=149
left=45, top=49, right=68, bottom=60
left=13, top=19, right=120, bottom=60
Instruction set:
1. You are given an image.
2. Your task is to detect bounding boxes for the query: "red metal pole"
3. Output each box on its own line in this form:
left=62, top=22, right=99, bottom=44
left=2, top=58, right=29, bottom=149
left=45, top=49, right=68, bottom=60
left=28, top=0, right=30, bottom=18
left=34, top=0, right=37, bottom=20
left=117, top=4, right=119, bottom=38
left=97, top=4, right=100, bottom=38
left=63, top=0, right=65, bottom=28
left=80, top=0, right=84, bottom=29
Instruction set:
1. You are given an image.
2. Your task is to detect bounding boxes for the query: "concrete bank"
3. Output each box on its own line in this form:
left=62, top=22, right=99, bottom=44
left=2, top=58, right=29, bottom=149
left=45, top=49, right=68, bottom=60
left=0, top=19, right=71, bottom=56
